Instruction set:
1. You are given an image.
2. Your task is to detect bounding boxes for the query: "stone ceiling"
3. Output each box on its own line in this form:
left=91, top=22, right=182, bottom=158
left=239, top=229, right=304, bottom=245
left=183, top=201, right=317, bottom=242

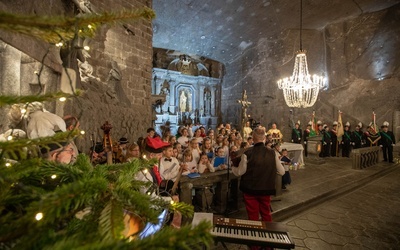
left=152, top=0, right=400, bottom=64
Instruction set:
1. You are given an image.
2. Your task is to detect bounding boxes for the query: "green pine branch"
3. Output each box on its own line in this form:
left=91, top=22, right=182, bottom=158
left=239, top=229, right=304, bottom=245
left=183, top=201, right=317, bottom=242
left=0, top=91, right=82, bottom=107
left=0, top=154, right=210, bottom=249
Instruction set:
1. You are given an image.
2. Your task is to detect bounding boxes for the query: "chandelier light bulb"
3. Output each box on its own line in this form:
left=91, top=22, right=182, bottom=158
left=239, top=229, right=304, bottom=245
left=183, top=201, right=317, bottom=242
left=35, top=212, right=43, bottom=221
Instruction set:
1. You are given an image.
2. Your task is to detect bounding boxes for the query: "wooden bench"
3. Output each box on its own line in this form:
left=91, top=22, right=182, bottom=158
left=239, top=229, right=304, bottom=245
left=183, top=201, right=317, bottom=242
left=351, top=146, right=381, bottom=169
left=179, top=170, right=239, bottom=214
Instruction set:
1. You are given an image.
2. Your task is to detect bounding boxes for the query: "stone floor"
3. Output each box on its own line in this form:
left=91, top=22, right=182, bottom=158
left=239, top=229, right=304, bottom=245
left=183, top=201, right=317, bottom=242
left=210, top=157, right=400, bottom=249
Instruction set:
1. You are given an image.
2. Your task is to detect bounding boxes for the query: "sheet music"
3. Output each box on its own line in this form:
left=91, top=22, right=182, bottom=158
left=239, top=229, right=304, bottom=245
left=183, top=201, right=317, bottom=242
left=192, top=212, right=213, bottom=226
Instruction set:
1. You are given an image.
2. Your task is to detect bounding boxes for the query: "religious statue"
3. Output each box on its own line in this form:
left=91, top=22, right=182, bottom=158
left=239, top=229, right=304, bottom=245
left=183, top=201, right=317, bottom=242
left=78, top=60, right=100, bottom=83
left=72, top=0, right=97, bottom=14
left=180, top=91, right=187, bottom=112
left=107, top=61, right=131, bottom=105
left=159, top=80, right=170, bottom=113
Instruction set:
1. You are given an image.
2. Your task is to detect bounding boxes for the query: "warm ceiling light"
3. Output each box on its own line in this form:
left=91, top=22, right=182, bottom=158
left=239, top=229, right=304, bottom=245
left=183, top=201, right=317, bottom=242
left=277, top=0, right=326, bottom=108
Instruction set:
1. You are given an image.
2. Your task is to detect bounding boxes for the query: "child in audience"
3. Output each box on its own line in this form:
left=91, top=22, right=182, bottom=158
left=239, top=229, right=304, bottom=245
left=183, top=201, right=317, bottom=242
left=211, top=147, right=227, bottom=171
left=159, top=144, right=181, bottom=194
left=181, top=148, right=198, bottom=175
left=247, top=136, right=253, bottom=146
left=280, top=148, right=292, bottom=190
left=173, top=142, right=183, bottom=161
left=240, top=141, right=249, bottom=149
left=188, top=138, right=202, bottom=164
left=198, top=152, right=214, bottom=173
left=222, top=136, right=230, bottom=159
left=168, top=136, right=177, bottom=145
left=201, top=137, right=214, bottom=160
left=177, top=127, right=190, bottom=149
left=159, top=145, right=181, bottom=182
left=215, top=134, right=224, bottom=148
left=123, top=142, right=141, bottom=162
left=207, top=129, right=216, bottom=146
left=193, top=128, right=203, bottom=146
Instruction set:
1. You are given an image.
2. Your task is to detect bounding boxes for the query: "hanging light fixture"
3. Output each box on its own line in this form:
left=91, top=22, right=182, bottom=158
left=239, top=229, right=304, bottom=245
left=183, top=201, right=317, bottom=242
left=277, top=0, right=326, bottom=108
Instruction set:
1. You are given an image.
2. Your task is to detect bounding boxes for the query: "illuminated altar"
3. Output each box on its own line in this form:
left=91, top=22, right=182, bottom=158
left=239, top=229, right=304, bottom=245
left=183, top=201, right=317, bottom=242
left=152, top=64, right=221, bottom=134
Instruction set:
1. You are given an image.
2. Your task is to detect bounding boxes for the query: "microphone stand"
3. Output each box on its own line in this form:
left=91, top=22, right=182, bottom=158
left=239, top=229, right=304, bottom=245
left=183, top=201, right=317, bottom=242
left=224, top=151, right=238, bottom=216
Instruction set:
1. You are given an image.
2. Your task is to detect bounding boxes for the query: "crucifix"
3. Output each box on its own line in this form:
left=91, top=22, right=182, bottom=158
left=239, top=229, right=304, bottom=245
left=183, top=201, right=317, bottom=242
left=237, top=90, right=251, bottom=136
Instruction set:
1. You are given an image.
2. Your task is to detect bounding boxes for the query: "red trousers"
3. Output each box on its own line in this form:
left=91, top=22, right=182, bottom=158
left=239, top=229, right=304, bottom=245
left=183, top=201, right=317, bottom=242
left=243, top=193, right=272, bottom=222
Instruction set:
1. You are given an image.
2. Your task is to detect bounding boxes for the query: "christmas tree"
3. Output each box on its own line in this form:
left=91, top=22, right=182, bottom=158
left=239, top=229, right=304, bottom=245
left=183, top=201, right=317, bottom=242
left=0, top=8, right=212, bottom=250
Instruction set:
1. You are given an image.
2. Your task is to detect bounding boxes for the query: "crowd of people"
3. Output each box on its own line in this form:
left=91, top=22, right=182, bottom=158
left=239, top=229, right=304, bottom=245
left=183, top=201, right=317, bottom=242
left=3, top=103, right=395, bottom=235
left=294, top=120, right=396, bottom=163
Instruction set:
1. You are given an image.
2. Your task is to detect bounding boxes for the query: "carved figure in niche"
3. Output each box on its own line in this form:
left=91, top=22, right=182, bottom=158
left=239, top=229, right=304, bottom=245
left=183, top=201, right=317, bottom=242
left=61, top=0, right=97, bottom=86
left=168, top=55, right=198, bottom=76
left=180, top=91, right=187, bottom=112
left=107, top=61, right=131, bottom=105
left=204, top=89, right=211, bottom=116
left=60, top=37, right=85, bottom=86
left=180, top=56, right=192, bottom=75
left=72, top=0, right=97, bottom=14
left=78, top=60, right=100, bottom=83
left=159, top=80, right=170, bottom=113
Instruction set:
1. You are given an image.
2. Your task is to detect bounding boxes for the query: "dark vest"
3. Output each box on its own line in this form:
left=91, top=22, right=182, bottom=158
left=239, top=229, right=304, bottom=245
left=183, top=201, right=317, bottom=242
left=240, top=142, right=277, bottom=196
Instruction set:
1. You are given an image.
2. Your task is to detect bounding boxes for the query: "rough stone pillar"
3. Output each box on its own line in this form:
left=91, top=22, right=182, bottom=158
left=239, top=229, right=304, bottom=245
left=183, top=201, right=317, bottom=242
left=0, top=41, right=22, bottom=130
left=210, top=86, right=216, bottom=116
left=0, top=41, right=21, bottom=95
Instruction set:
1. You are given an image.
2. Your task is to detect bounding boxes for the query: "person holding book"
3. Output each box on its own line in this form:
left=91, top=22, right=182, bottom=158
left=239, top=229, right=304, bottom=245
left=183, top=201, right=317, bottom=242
left=211, top=146, right=228, bottom=171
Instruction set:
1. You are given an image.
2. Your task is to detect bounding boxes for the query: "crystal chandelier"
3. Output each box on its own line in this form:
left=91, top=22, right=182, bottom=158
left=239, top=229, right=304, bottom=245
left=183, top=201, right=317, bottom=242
left=277, top=0, right=326, bottom=108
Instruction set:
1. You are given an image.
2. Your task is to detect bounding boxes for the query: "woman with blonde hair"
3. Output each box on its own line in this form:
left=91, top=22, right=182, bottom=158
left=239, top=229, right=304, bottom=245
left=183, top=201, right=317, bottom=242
left=123, top=142, right=141, bottom=162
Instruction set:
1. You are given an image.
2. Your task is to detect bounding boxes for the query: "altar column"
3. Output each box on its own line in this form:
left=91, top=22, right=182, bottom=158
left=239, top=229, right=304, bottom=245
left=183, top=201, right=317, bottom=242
left=169, top=80, right=176, bottom=114
left=154, top=77, right=162, bottom=95
left=199, top=85, right=205, bottom=114
left=210, top=86, right=216, bottom=116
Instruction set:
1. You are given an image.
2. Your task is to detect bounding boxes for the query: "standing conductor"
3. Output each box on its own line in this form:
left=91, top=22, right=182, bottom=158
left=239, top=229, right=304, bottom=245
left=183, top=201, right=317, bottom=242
left=232, top=127, right=284, bottom=222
